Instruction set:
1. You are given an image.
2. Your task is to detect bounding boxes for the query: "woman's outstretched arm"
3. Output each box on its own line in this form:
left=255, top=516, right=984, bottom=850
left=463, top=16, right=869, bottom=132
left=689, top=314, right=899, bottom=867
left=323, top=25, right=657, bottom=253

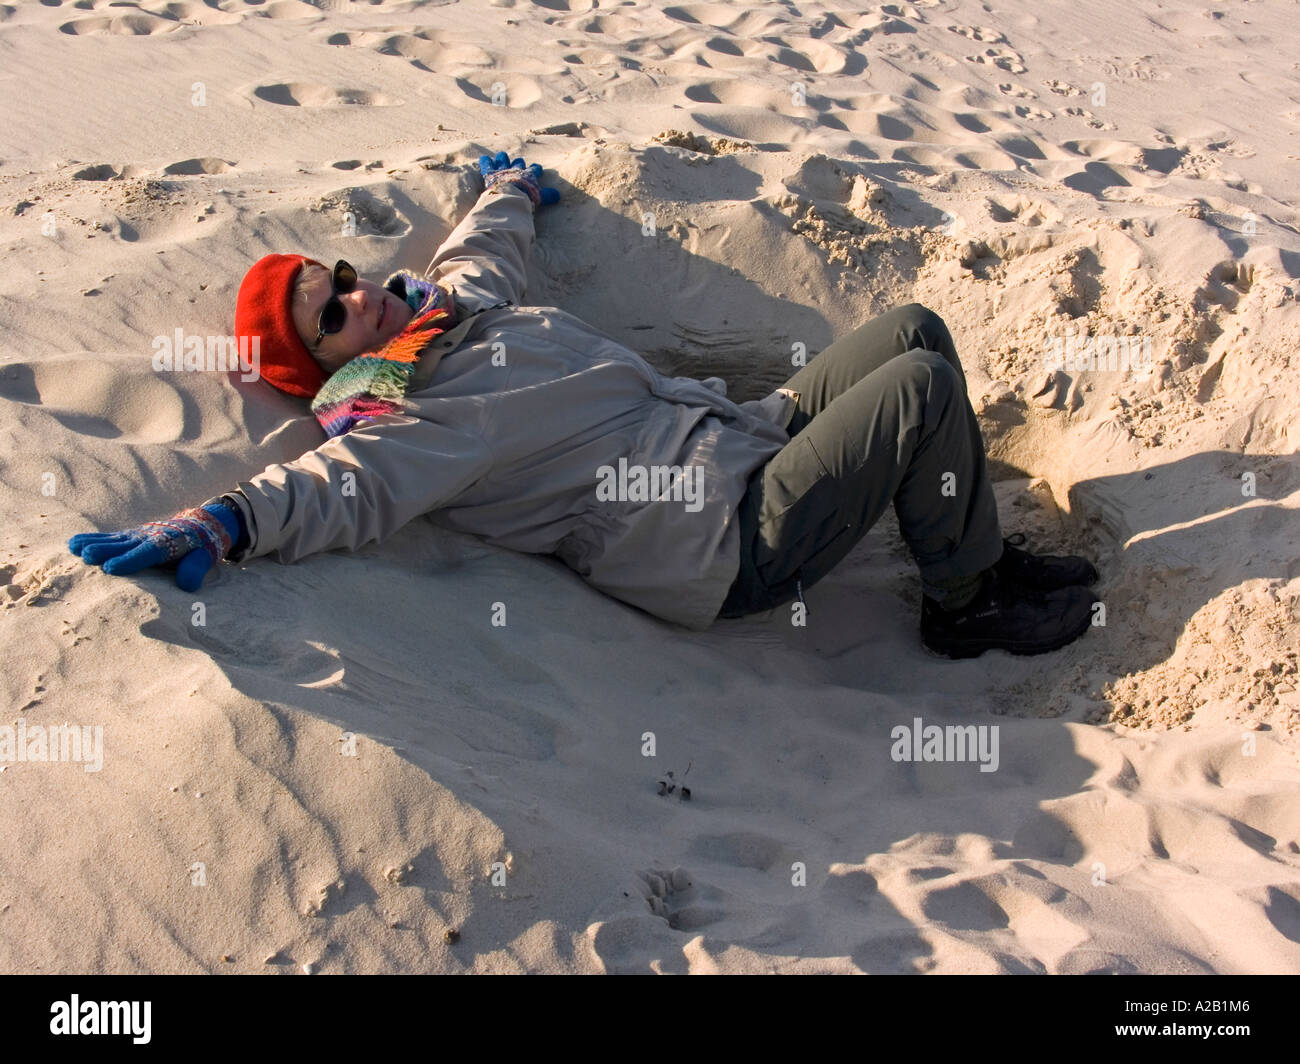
left=70, top=412, right=494, bottom=585
left=424, top=153, right=559, bottom=313
left=217, top=412, right=494, bottom=567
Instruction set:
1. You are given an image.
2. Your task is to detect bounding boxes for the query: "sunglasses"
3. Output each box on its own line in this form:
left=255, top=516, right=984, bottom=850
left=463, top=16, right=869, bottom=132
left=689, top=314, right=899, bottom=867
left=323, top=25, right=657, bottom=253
left=312, top=260, right=359, bottom=347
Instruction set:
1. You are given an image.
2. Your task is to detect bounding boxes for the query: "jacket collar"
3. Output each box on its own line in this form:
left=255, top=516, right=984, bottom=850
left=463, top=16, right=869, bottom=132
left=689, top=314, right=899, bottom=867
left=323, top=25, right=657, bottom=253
left=407, top=297, right=514, bottom=392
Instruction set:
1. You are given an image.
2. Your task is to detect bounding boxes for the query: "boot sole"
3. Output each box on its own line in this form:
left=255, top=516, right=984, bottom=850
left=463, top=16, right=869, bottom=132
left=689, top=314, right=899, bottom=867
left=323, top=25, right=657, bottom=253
left=921, top=621, right=1092, bottom=659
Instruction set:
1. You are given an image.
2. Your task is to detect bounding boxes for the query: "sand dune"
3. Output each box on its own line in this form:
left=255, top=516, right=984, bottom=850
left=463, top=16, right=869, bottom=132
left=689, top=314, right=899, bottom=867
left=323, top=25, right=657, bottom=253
left=1, top=0, right=1298, bottom=973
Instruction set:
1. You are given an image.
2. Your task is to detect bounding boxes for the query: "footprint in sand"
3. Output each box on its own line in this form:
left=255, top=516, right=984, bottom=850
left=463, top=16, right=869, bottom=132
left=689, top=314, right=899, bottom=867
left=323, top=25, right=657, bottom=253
left=72, top=164, right=119, bottom=181
left=820, top=863, right=881, bottom=909
left=1101, top=57, right=1167, bottom=82
left=454, top=74, right=543, bottom=107
left=920, top=875, right=1015, bottom=933
left=154, top=0, right=244, bottom=23
left=525, top=0, right=600, bottom=14
left=964, top=48, right=1027, bottom=74
left=249, top=82, right=402, bottom=107
left=162, top=158, right=235, bottom=176
left=762, top=39, right=866, bottom=76
left=663, top=3, right=795, bottom=36
left=310, top=186, right=410, bottom=237
left=1196, top=260, right=1255, bottom=316
left=569, top=13, right=627, bottom=35
left=1054, top=949, right=1143, bottom=974
left=850, top=928, right=934, bottom=973
left=987, top=194, right=1063, bottom=227
left=677, top=81, right=808, bottom=142
left=998, top=81, right=1038, bottom=99
left=650, top=13, right=867, bottom=77
left=808, top=11, right=851, bottom=40
left=248, top=0, right=324, bottom=19
left=636, top=866, right=727, bottom=931
left=0, top=359, right=187, bottom=446
left=605, top=3, right=872, bottom=76
left=370, top=32, right=496, bottom=72
left=323, top=26, right=563, bottom=83
left=702, top=34, right=753, bottom=64
left=948, top=24, right=1008, bottom=44
left=58, top=0, right=245, bottom=33
left=557, top=44, right=626, bottom=70
left=1044, top=79, right=1082, bottom=96
left=59, top=11, right=186, bottom=35
left=1064, top=106, right=1118, bottom=131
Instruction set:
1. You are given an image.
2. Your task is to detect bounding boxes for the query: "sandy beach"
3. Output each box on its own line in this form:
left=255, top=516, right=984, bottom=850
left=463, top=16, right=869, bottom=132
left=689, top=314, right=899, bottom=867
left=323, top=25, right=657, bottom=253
left=2, top=0, right=1299, bottom=973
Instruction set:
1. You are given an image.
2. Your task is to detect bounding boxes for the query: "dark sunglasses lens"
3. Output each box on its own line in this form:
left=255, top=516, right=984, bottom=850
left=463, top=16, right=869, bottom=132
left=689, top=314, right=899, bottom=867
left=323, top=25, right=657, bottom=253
left=319, top=297, right=348, bottom=335
left=334, top=261, right=357, bottom=291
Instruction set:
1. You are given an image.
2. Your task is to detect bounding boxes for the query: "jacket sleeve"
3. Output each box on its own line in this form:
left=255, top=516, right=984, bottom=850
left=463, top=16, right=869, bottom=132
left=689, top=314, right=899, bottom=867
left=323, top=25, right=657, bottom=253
left=425, top=182, right=537, bottom=313
left=216, top=412, right=494, bottom=566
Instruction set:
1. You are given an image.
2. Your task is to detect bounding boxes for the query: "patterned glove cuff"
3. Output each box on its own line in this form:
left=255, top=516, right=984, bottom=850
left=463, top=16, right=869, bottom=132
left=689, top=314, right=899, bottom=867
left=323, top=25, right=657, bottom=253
left=140, top=507, right=233, bottom=567
left=482, top=168, right=542, bottom=207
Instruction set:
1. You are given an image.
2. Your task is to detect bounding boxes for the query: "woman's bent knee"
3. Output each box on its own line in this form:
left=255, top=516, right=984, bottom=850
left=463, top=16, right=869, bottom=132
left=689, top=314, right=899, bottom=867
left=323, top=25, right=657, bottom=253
left=898, top=348, right=960, bottom=395
left=899, top=302, right=950, bottom=341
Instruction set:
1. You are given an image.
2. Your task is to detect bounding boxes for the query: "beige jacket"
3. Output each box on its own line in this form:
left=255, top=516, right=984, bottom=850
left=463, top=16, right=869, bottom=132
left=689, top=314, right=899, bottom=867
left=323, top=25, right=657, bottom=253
left=220, top=182, right=798, bottom=630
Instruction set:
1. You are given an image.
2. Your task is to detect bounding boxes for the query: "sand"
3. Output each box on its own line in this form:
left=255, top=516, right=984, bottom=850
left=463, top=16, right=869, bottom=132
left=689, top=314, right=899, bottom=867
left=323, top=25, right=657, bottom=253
left=1, top=0, right=1298, bottom=973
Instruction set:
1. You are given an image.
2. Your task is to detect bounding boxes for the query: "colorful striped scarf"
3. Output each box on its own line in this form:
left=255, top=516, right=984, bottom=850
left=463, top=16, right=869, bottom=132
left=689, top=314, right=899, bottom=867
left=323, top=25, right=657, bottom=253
left=310, top=271, right=456, bottom=439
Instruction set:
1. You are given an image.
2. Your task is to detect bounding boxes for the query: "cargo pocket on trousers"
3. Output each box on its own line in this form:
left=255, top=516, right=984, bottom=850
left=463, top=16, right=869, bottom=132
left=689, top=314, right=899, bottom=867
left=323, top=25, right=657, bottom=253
left=760, top=436, right=829, bottom=518
left=756, top=436, right=848, bottom=583
left=802, top=434, right=860, bottom=571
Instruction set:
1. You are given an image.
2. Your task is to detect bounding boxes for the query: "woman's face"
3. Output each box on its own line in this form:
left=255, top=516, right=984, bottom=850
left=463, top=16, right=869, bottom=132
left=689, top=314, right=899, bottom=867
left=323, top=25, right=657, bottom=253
left=291, top=264, right=415, bottom=374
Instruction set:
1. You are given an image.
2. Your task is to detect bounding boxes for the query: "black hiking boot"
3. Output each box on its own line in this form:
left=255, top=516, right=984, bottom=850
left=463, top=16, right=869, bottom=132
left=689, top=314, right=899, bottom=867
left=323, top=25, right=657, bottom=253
left=994, top=531, right=1098, bottom=591
left=920, top=567, right=1097, bottom=659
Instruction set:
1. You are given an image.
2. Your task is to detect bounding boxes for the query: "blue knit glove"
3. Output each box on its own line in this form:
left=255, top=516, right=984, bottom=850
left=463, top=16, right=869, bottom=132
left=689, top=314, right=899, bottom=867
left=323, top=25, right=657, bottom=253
left=68, top=500, right=245, bottom=593
left=478, top=151, right=560, bottom=207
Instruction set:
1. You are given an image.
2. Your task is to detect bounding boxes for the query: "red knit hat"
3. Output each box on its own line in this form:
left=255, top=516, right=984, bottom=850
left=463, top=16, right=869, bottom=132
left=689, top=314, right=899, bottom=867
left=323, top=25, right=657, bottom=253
left=234, top=253, right=329, bottom=398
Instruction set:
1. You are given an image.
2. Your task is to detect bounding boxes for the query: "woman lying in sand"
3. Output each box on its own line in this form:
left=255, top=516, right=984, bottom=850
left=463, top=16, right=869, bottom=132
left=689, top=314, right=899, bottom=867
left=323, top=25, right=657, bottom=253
left=69, top=151, right=1100, bottom=658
